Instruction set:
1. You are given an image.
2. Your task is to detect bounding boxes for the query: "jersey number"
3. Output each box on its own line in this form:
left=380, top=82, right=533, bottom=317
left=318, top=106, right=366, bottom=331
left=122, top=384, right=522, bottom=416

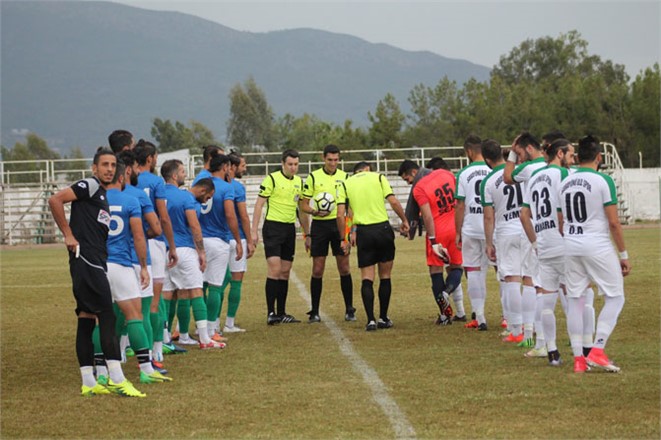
left=434, top=183, right=454, bottom=214
left=201, top=198, right=213, bottom=214
left=564, top=192, right=587, bottom=223
left=504, top=183, right=523, bottom=210
left=108, top=207, right=124, bottom=237
left=532, top=187, right=552, bottom=220
left=473, top=179, right=482, bottom=205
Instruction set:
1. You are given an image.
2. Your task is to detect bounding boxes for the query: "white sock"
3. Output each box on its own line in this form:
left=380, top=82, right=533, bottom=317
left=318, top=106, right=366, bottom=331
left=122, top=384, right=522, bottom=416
left=226, top=316, right=235, bottom=328
left=452, top=283, right=466, bottom=317
left=119, top=334, right=129, bottom=353
left=107, top=360, right=126, bottom=384
left=594, top=295, right=625, bottom=349
left=567, top=296, right=586, bottom=357
left=541, top=292, right=558, bottom=352
left=163, top=329, right=171, bottom=344
left=499, top=281, right=509, bottom=328
left=534, top=293, right=545, bottom=349
left=521, top=286, right=536, bottom=339
left=505, top=282, right=522, bottom=336
left=197, top=321, right=211, bottom=344
left=153, top=341, right=163, bottom=362
left=81, top=366, right=96, bottom=388
left=214, top=318, right=221, bottom=332
left=208, top=321, right=215, bottom=338
left=583, top=288, right=595, bottom=347
left=468, top=271, right=486, bottom=324
left=95, top=365, right=108, bottom=379
left=139, top=360, right=154, bottom=375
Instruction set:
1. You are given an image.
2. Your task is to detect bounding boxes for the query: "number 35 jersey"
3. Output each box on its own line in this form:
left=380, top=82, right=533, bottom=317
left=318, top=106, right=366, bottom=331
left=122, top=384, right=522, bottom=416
left=522, top=165, right=568, bottom=259
left=560, top=168, right=618, bottom=256
left=481, top=164, right=523, bottom=236
left=412, top=168, right=456, bottom=237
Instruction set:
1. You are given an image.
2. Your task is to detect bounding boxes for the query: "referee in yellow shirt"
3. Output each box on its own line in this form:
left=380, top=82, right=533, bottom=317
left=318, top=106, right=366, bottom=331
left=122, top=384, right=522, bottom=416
left=336, top=167, right=410, bottom=331
left=252, top=149, right=308, bottom=325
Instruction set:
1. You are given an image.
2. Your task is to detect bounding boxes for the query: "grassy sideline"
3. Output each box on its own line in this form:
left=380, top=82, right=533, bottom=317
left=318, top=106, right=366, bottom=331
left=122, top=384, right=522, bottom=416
left=1, top=227, right=659, bottom=439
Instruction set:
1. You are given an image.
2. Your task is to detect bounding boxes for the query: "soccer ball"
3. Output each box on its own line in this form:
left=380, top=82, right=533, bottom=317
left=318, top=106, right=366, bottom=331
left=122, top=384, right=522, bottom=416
left=313, top=192, right=336, bottom=214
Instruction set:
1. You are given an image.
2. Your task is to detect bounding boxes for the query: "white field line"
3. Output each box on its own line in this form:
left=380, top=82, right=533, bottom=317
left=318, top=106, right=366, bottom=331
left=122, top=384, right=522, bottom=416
left=289, top=270, right=417, bottom=440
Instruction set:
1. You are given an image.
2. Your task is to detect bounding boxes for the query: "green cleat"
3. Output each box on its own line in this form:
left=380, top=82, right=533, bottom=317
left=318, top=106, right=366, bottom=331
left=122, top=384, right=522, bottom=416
left=517, top=338, right=534, bottom=348
left=107, top=379, right=147, bottom=397
left=125, top=347, right=135, bottom=357
left=140, top=370, right=173, bottom=384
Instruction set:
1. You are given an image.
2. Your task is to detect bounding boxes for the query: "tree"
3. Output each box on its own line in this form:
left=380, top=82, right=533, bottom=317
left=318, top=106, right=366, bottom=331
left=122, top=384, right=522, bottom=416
left=227, top=77, right=275, bottom=150
left=150, top=118, right=219, bottom=153
left=0, top=133, right=59, bottom=183
left=627, top=64, right=660, bottom=167
left=368, top=93, right=405, bottom=148
left=405, top=77, right=460, bottom=147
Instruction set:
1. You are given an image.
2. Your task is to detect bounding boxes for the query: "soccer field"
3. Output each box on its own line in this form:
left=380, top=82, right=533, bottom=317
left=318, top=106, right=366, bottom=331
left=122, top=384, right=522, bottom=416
left=1, top=227, right=659, bottom=439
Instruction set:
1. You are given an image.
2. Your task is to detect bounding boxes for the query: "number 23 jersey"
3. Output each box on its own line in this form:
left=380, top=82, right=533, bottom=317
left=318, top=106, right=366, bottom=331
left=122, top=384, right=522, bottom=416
left=412, top=168, right=456, bottom=237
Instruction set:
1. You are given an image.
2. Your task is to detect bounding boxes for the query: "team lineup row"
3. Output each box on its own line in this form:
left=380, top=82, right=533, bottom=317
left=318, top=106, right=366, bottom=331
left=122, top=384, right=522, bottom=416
left=49, top=130, right=630, bottom=397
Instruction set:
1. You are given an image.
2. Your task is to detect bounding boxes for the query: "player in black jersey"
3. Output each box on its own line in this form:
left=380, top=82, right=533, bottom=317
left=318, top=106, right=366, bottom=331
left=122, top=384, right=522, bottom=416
left=49, top=147, right=146, bottom=397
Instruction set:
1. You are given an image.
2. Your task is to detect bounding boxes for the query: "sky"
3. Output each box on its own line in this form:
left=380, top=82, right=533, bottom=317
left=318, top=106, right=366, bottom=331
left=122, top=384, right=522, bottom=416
left=116, top=0, right=660, bottom=78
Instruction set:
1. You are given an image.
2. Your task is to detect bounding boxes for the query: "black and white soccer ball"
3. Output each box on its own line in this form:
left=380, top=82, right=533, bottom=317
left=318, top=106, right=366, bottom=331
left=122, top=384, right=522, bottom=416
left=313, top=192, right=336, bottom=214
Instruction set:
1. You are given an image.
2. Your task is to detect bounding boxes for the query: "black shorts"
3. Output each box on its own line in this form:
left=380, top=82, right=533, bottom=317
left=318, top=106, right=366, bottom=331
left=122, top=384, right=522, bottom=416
left=263, top=220, right=296, bottom=261
left=310, top=219, right=343, bottom=257
left=69, top=256, right=114, bottom=316
left=356, top=221, right=396, bottom=268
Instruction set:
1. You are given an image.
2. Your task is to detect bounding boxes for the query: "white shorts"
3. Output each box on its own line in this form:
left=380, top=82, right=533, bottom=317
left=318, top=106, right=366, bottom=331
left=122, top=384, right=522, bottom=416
left=537, top=257, right=565, bottom=292
left=168, top=247, right=204, bottom=290
left=133, top=265, right=154, bottom=298
left=520, top=236, right=540, bottom=284
left=149, top=239, right=167, bottom=281
left=107, top=262, right=141, bottom=302
left=229, top=239, right=248, bottom=273
left=565, top=251, right=624, bottom=298
left=203, top=237, right=230, bottom=286
left=495, top=234, right=522, bottom=279
left=461, top=236, right=488, bottom=269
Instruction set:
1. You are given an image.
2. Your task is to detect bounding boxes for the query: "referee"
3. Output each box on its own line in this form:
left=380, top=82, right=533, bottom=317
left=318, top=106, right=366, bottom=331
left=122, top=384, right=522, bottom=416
left=49, top=147, right=145, bottom=397
left=336, top=166, right=410, bottom=331
left=251, top=149, right=307, bottom=325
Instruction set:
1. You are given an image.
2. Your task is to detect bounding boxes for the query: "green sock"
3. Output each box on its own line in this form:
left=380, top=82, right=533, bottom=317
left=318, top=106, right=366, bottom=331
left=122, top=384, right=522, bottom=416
left=227, top=280, right=242, bottom=318
left=126, top=319, right=149, bottom=351
left=218, top=268, right=231, bottom=320
left=113, top=303, right=126, bottom=338
left=177, top=298, right=191, bottom=335
left=166, top=298, right=177, bottom=332
left=150, top=312, right=163, bottom=343
left=92, top=325, right=102, bottom=354
left=141, top=297, right=154, bottom=348
left=207, top=285, right=221, bottom=322
left=191, top=296, right=208, bottom=322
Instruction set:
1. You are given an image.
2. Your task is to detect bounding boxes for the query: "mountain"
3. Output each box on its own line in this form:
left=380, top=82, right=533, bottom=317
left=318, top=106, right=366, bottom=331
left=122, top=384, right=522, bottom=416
left=1, top=1, right=490, bottom=155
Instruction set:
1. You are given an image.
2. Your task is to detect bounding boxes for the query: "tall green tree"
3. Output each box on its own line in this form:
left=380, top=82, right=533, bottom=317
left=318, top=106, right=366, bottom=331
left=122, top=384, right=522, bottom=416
left=151, top=119, right=219, bottom=153
left=627, top=64, right=660, bottom=167
left=368, top=93, right=405, bottom=148
left=227, top=77, right=275, bottom=150
left=1, top=133, right=59, bottom=183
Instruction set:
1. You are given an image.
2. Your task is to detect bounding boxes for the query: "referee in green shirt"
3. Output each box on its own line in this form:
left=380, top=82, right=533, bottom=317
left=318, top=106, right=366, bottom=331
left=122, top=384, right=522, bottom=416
left=336, top=167, right=410, bottom=331
left=252, top=149, right=307, bottom=325
left=299, top=144, right=356, bottom=323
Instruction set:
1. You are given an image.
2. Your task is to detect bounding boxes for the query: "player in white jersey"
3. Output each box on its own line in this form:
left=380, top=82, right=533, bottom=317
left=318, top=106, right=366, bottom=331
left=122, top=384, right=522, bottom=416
left=481, top=139, right=526, bottom=344
left=560, top=135, right=631, bottom=373
left=521, top=139, right=575, bottom=366
left=455, top=135, right=491, bottom=330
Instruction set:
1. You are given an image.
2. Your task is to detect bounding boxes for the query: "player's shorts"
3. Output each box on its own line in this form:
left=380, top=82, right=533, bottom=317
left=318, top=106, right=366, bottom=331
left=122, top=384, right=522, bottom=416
left=520, top=236, right=540, bottom=284
left=149, top=239, right=167, bottom=281
left=263, top=220, right=296, bottom=262
left=69, top=255, right=113, bottom=315
left=168, top=247, right=204, bottom=290
left=356, top=221, right=395, bottom=268
left=495, top=234, right=522, bottom=279
left=132, top=264, right=154, bottom=298
left=203, top=237, right=230, bottom=286
left=425, top=233, right=462, bottom=267
left=310, top=219, right=343, bottom=257
left=107, top=262, right=141, bottom=302
left=461, top=235, right=488, bottom=270
left=564, top=251, right=624, bottom=298
left=537, top=257, right=565, bottom=292
left=229, top=238, right=248, bottom=273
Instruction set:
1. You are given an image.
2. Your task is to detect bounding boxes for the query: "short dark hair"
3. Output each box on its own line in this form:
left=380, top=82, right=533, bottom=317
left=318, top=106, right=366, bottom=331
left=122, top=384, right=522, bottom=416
left=282, top=149, right=299, bottom=162
left=228, top=153, right=242, bottom=167
left=323, top=144, right=341, bottom=156
left=398, top=159, right=419, bottom=177
left=134, top=139, right=157, bottom=166
left=577, top=135, right=601, bottom=163
left=463, top=134, right=482, bottom=152
left=353, top=161, right=371, bottom=174
left=161, top=159, right=183, bottom=181
left=545, top=138, right=572, bottom=158
left=202, top=145, right=223, bottom=163
left=108, top=130, right=133, bottom=153
left=481, top=139, right=502, bottom=163
left=542, top=130, right=566, bottom=145
left=93, top=147, right=115, bottom=165
left=118, top=150, right=136, bottom=168
left=111, top=158, right=127, bottom=184
left=516, top=132, right=541, bottom=151
left=209, top=154, right=230, bottom=173
left=426, top=156, right=450, bottom=171
left=192, top=177, right=214, bottom=193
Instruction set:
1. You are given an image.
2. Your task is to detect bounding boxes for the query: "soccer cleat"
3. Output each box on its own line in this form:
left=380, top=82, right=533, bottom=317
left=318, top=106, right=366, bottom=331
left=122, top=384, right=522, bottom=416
left=307, top=311, right=321, bottom=323
left=547, top=350, right=562, bottom=367
left=125, top=347, right=135, bottom=357
left=199, top=340, right=227, bottom=349
left=435, top=314, right=452, bottom=326
left=517, top=338, right=535, bottom=348
left=503, top=333, right=524, bottom=343
left=500, top=318, right=508, bottom=329
left=586, top=348, right=621, bottom=373
left=365, top=320, right=377, bottom=331
left=464, top=319, right=479, bottom=328
left=171, top=329, right=180, bottom=340
left=524, top=346, right=548, bottom=358
left=573, top=356, right=589, bottom=373
left=223, top=325, right=246, bottom=333
left=81, top=376, right=111, bottom=396
left=178, top=334, right=198, bottom=345
left=500, top=329, right=511, bottom=337
left=439, top=292, right=454, bottom=320
left=151, top=361, right=168, bottom=375
left=345, top=307, right=357, bottom=322
left=106, top=379, right=146, bottom=397
left=140, top=370, right=172, bottom=384
left=452, top=315, right=467, bottom=322
left=377, top=318, right=393, bottom=329
left=280, top=314, right=301, bottom=324
left=583, top=346, right=593, bottom=357
left=212, top=332, right=229, bottom=342
left=267, top=312, right=282, bottom=325
left=477, top=323, right=488, bottom=331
